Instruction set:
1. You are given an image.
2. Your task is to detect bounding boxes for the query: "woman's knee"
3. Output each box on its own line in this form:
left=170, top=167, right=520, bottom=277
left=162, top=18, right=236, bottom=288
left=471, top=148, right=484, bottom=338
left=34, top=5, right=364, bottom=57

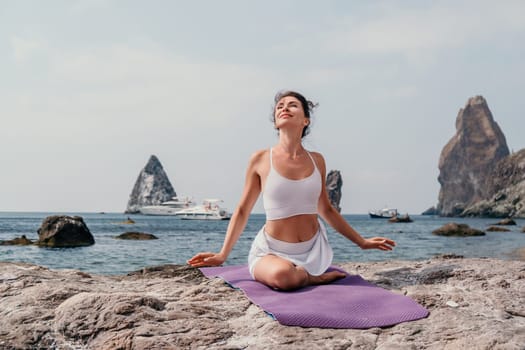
left=261, top=264, right=305, bottom=290
left=272, top=266, right=302, bottom=290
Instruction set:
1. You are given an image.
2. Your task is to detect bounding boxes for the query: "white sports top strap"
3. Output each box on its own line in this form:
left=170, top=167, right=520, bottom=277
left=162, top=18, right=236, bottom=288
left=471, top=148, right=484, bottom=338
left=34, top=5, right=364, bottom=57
left=306, top=151, right=316, bottom=169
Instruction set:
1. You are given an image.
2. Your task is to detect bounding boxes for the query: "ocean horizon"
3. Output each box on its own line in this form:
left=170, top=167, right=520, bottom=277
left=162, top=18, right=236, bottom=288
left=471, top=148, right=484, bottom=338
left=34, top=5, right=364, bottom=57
left=1, top=212, right=524, bottom=275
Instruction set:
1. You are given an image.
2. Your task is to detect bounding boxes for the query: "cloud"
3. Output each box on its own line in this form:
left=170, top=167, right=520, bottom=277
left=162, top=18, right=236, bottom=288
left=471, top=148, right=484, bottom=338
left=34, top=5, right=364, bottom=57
left=322, top=1, right=525, bottom=57
left=6, top=41, right=277, bottom=132
left=10, top=36, right=44, bottom=62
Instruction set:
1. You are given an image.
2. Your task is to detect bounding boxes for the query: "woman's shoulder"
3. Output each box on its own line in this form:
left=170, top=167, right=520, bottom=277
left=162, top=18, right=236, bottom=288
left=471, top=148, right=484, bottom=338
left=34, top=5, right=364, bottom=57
left=245, top=149, right=270, bottom=177
left=247, top=149, right=270, bottom=167
left=250, top=148, right=269, bottom=160
left=252, top=148, right=269, bottom=157
left=308, top=150, right=325, bottom=162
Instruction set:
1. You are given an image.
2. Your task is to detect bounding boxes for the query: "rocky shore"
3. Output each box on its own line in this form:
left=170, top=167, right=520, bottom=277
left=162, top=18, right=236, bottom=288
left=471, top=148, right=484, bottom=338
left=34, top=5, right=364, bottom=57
left=1, top=257, right=524, bottom=349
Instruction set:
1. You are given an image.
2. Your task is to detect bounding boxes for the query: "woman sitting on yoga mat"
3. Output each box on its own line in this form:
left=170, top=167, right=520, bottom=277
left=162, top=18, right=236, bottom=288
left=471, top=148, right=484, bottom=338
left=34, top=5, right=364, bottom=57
left=188, top=90, right=396, bottom=290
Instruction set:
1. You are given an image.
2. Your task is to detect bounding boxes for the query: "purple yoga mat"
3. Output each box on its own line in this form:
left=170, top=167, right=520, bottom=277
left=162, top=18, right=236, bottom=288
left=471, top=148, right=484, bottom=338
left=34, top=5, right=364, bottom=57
left=200, top=265, right=429, bottom=329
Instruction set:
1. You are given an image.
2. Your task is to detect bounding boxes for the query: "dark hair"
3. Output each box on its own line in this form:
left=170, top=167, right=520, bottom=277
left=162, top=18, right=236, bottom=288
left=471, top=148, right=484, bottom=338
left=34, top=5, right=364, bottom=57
left=272, top=90, right=318, bottom=138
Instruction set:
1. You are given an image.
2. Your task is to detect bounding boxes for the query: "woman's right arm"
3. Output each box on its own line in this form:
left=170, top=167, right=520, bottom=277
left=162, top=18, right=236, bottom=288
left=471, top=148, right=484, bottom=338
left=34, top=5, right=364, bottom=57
left=187, top=151, right=264, bottom=267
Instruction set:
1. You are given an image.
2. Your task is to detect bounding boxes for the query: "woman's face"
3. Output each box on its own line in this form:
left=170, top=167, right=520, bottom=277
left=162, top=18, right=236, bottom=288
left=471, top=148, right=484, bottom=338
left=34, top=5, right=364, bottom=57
left=274, top=96, right=309, bottom=132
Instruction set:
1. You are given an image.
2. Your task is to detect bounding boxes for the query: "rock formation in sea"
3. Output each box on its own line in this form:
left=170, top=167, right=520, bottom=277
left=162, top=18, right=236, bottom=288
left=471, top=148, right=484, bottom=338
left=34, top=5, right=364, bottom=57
left=421, top=206, right=438, bottom=215
left=326, top=170, right=342, bottom=212
left=461, top=149, right=525, bottom=218
left=1, top=257, right=524, bottom=349
left=437, top=96, right=510, bottom=216
left=125, top=155, right=177, bottom=214
left=37, top=215, right=95, bottom=247
left=432, top=222, right=485, bottom=237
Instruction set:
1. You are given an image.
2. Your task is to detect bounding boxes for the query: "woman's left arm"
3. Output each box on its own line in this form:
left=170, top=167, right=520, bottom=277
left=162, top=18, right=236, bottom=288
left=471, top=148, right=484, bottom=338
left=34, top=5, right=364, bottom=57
left=314, top=153, right=396, bottom=251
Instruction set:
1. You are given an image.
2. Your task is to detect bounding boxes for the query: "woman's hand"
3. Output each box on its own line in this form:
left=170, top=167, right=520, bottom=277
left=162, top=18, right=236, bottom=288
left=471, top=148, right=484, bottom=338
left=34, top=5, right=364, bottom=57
left=187, top=252, right=226, bottom=267
left=361, top=237, right=396, bottom=251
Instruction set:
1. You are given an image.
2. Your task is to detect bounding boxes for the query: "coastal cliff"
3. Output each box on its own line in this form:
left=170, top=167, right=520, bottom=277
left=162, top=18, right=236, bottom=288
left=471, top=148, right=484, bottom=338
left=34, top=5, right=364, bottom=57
left=462, top=149, right=525, bottom=218
left=437, top=96, right=510, bottom=216
left=1, top=257, right=524, bottom=349
left=125, top=155, right=176, bottom=214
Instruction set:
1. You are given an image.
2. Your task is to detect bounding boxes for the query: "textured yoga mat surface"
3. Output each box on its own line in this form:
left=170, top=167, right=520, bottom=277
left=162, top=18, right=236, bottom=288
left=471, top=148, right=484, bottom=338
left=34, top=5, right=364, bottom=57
left=200, top=265, right=429, bottom=329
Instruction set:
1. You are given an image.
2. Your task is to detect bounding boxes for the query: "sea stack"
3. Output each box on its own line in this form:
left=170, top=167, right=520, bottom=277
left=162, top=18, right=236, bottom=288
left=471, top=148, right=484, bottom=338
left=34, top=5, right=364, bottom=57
left=125, top=155, right=177, bottom=214
left=326, top=170, right=343, bottom=212
left=437, top=96, right=509, bottom=216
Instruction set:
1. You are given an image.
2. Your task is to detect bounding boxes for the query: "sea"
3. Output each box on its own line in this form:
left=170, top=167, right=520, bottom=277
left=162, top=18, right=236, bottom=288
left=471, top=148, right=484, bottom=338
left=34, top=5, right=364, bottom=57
left=1, top=212, right=524, bottom=275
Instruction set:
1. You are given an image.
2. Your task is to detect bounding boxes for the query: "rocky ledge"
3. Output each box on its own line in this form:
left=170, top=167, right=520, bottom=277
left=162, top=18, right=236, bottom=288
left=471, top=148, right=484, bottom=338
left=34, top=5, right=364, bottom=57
left=1, top=257, right=524, bottom=349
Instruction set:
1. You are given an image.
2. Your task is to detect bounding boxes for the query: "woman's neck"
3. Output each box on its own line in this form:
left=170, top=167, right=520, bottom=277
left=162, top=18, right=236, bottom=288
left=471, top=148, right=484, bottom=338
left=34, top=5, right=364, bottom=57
left=276, top=133, right=305, bottom=159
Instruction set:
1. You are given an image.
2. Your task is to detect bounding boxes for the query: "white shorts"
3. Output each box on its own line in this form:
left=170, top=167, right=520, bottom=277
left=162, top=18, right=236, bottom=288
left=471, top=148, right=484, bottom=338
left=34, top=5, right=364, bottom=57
left=248, top=219, right=333, bottom=279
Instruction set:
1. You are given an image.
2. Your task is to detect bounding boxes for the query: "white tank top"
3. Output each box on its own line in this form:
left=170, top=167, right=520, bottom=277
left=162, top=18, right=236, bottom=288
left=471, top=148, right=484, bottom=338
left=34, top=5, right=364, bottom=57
left=263, top=148, right=322, bottom=220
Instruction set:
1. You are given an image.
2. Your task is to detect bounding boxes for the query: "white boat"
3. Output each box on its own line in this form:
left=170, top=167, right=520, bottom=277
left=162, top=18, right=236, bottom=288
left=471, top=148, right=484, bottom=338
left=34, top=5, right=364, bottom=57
left=369, top=207, right=398, bottom=219
left=174, top=199, right=231, bottom=220
left=139, top=196, right=195, bottom=216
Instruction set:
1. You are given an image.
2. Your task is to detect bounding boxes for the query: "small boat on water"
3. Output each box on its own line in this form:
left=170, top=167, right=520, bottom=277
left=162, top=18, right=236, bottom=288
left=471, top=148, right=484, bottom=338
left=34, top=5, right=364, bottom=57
left=174, top=199, right=231, bottom=220
left=369, top=207, right=398, bottom=219
left=139, top=196, right=195, bottom=216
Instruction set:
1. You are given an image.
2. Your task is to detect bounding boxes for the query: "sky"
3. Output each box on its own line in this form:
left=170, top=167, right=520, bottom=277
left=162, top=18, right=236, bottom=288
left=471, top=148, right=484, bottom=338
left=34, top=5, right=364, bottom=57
left=1, top=0, right=524, bottom=214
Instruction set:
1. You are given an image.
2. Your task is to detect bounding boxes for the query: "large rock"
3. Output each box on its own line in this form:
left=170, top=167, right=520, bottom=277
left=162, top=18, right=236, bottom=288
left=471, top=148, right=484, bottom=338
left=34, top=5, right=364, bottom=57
left=437, top=96, right=509, bottom=216
left=1, top=258, right=524, bottom=349
left=326, top=170, right=342, bottom=212
left=37, top=216, right=95, bottom=247
left=432, top=223, right=485, bottom=236
left=461, top=149, right=525, bottom=218
left=125, top=155, right=177, bottom=214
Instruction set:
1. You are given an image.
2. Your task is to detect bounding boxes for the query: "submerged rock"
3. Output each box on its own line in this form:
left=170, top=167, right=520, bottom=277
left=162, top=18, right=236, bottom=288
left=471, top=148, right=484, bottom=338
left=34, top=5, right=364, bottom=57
left=125, top=155, right=177, bottom=214
left=115, top=232, right=158, bottom=240
left=437, top=96, right=509, bottom=216
left=432, top=223, right=485, bottom=236
left=486, top=226, right=511, bottom=232
left=119, top=217, right=136, bottom=225
left=37, top=216, right=95, bottom=247
left=0, top=235, right=33, bottom=246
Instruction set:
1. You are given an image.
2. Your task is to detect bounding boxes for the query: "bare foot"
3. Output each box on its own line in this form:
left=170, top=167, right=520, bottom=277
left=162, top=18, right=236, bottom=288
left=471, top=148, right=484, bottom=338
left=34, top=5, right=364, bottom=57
left=307, top=271, right=346, bottom=286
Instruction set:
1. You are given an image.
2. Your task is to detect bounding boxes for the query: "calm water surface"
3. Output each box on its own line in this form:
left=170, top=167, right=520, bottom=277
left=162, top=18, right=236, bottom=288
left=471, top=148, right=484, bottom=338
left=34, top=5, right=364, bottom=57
left=1, top=212, right=524, bottom=275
